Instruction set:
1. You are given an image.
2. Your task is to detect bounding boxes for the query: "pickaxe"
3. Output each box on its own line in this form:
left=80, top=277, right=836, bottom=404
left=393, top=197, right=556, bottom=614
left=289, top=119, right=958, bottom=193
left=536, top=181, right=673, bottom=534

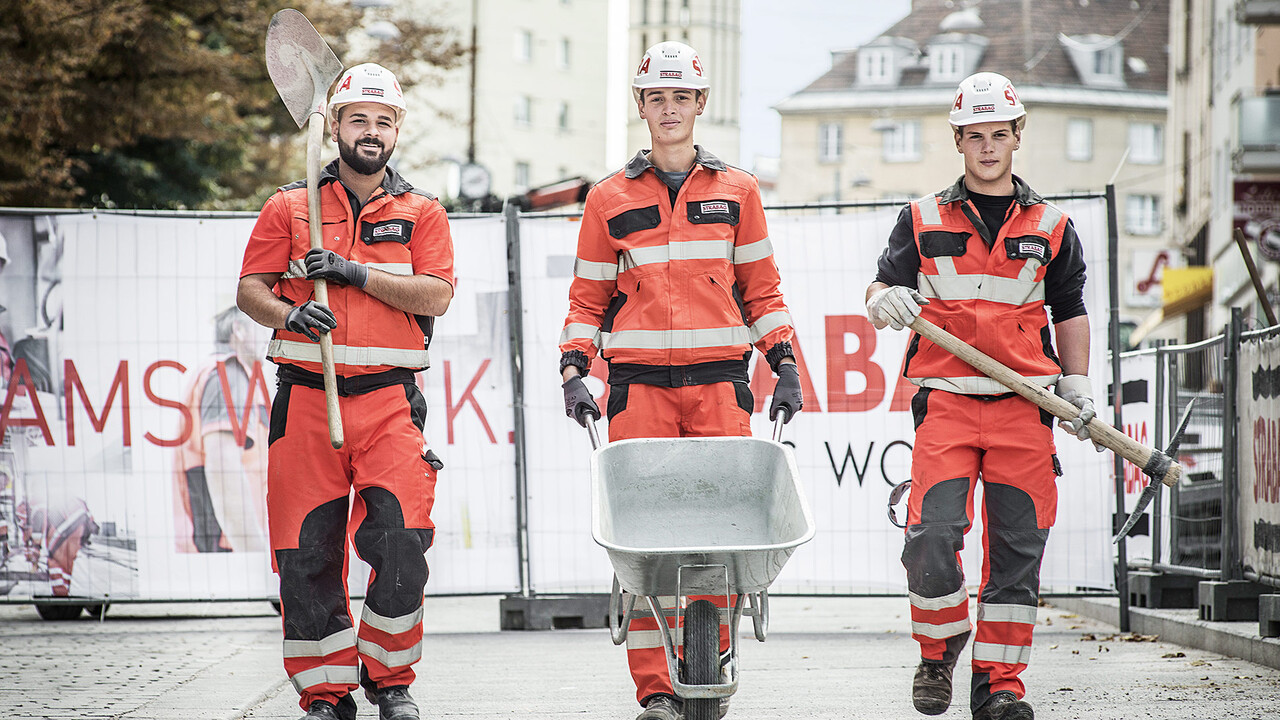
left=907, top=317, right=1186, bottom=543
left=265, top=9, right=345, bottom=449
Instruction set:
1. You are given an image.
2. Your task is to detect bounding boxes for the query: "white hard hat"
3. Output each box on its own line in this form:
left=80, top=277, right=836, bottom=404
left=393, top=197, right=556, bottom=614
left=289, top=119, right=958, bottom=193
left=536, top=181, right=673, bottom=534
left=632, top=41, right=710, bottom=103
left=327, top=62, right=407, bottom=130
left=949, top=72, right=1026, bottom=130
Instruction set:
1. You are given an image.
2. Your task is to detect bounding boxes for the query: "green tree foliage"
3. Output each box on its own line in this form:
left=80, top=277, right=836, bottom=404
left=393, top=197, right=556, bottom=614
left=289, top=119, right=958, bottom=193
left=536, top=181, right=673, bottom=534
left=0, top=1, right=465, bottom=209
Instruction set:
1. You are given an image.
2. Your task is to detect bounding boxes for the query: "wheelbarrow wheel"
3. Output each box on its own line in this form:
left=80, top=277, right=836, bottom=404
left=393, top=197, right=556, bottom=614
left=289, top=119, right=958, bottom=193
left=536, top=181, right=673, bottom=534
left=681, top=599, right=720, bottom=720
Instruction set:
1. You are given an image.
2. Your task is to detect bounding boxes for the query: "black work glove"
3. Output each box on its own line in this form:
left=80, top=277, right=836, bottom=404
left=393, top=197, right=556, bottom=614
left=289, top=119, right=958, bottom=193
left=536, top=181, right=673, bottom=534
left=305, top=248, right=369, bottom=288
left=561, top=375, right=600, bottom=427
left=769, top=363, right=803, bottom=423
left=284, top=300, right=337, bottom=342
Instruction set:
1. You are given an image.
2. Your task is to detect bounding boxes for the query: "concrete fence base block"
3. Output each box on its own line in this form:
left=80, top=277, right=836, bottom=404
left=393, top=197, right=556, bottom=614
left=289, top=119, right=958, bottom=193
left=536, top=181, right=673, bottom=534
left=1260, top=595, right=1280, bottom=638
left=1198, top=580, right=1268, bottom=622
left=499, top=593, right=613, bottom=631
left=1128, top=570, right=1200, bottom=609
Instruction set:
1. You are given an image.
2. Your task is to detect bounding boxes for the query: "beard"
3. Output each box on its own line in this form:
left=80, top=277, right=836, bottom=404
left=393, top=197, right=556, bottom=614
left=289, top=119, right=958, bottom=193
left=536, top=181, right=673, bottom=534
left=338, top=136, right=394, bottom=176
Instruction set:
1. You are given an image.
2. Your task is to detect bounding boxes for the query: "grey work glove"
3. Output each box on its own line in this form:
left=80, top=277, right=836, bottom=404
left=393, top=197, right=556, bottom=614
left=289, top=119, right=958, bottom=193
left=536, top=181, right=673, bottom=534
left=562, top=375, right=600, bottom=427
left=769, top=363, right=803, bottom=423
left=1055, top=374, right=1104, bottom=452
left=867, top=285, right=930, bottom=331
left=284, top=300, right=337, bottom=342
left=305, top=248, right=369, bottom=288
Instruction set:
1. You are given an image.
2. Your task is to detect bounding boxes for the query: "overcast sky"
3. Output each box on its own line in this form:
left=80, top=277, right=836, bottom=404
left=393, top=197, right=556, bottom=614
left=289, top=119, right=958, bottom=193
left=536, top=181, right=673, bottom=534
left=739, top=0, right=911, bottom=164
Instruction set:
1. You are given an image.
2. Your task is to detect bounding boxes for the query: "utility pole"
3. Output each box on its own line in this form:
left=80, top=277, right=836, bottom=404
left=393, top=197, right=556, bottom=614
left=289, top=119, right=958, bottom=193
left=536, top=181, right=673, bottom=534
left=468, top=0, right=478, bottom=164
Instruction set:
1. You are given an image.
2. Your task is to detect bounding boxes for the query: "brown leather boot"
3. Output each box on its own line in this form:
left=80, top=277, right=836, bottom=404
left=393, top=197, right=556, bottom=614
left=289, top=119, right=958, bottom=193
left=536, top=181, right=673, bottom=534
left=972, top=690, right=1034, bottom=720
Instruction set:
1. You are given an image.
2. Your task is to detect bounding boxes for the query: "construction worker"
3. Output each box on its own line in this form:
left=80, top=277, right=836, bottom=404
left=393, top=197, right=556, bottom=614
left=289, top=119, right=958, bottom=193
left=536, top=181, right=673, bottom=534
left=559, top=41, right=802, bottom=720
left=172, top=305, right=270, bottom=553
left=865, top=71, right=1097, bottom=720
left=237, top=63, right=454, bottom=720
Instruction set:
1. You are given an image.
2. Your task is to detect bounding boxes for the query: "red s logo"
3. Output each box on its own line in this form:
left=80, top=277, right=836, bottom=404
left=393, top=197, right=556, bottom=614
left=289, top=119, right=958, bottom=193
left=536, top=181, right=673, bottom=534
left=692, top=56, right=703, bottom=77
left=1004, top=84, right=1018, bottom=105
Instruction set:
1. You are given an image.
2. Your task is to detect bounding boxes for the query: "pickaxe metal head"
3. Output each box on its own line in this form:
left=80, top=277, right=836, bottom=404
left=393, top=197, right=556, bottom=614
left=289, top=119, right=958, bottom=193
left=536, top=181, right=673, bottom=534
left=1113, top=398, right=1197, bottom=544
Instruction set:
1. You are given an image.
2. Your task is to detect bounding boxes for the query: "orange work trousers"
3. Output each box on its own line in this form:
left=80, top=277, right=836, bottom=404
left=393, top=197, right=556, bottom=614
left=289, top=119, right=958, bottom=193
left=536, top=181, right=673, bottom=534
left=607, top=380, right=750, bottom=705
left=901, top=388, right=1059, bottom=712
left=267, top=379, right=438, bottom=714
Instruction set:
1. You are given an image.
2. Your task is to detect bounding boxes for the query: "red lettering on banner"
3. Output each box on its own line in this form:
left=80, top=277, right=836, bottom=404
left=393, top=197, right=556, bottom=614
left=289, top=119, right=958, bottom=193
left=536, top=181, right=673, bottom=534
left=825, top=315, right=883, bottom=411
left=64, top=360, right=131, bottom=446
left=1256, top=418, right=1280, bottom=503
left=445, top=359, right=496, bottom=444
left=216, top=360, right=271, bottom=449
left=0, top=359, right=54, bottom=445
left=749, top=334, right=822, bottom=414
left=1123, top=421, right=1150, bottom=493
left=144, top=360, right=190, bottom=448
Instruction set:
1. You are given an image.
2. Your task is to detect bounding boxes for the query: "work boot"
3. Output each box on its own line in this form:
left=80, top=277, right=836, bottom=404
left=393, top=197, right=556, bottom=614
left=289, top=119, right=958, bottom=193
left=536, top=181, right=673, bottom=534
left=366, top=685, right=419, bottom=720
left=300, top=701, right=341, bottom=720
left=912, top=660, right=955, bottom=715
left=636, top=694, right=682, bottom=720
left=972, top=691, right=1034, bottom=720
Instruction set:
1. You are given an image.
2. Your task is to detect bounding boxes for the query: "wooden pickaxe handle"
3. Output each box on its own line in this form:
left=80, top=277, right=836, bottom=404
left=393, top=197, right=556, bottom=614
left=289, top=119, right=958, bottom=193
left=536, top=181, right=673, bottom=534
left=909, top=317, right=1181, bottom=486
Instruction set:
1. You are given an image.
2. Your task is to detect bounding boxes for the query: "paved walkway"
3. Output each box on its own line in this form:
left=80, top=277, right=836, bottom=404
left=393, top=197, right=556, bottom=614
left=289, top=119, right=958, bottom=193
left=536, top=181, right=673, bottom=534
left=2, top=595, right=1279, bottom=719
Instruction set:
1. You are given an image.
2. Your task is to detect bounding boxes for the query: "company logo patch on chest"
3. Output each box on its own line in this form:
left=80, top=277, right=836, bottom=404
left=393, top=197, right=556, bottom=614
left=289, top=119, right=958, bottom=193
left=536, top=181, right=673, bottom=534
left=1018, top=241, right=1047, bottom=260
left=362, top=218, right=414, bottom=245
left=373, top=224, right=402, bottom=238
left=701, top=201, right=730, bottom=215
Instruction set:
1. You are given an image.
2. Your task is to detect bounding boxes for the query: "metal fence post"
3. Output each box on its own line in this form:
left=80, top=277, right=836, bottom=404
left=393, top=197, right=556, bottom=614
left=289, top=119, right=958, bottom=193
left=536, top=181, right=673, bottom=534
left=1106, top=184, right=1131, bottom=632
left=1222, top=308, right=1243, bottom=582
left=504, top=202, right=533, bottom=598
left=1153, top=340, right=1166, bottom=566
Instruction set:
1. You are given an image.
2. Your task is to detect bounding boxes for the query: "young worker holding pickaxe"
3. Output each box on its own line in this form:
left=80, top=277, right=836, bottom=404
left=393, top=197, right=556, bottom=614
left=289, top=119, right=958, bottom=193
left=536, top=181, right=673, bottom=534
left=865, top=71, right=1098, bottom=720
left=238, top=62, right=453, bottom=720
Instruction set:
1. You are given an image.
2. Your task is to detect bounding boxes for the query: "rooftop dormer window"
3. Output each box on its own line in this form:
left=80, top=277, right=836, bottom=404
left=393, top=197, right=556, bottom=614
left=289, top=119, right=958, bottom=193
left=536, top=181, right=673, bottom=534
left=859, top=48, right=892, bottom=85
left=1060, top=33, right=1126, bottom=88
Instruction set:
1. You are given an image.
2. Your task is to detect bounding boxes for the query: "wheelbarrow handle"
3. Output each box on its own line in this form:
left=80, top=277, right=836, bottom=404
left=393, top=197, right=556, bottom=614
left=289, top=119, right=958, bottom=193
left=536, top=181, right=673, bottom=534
left=772, top=416, right=785, bottom=443
left=586, top=416, right=602, bottom=450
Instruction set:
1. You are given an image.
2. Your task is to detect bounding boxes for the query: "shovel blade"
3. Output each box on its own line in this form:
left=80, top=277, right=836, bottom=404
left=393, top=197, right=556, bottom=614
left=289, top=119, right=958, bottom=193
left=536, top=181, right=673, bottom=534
left=266, top=9, right=344, bottom=129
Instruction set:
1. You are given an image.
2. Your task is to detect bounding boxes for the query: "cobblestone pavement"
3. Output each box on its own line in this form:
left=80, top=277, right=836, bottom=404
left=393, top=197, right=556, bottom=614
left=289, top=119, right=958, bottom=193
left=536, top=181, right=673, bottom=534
left=2, top=596, right=1279, bottom=719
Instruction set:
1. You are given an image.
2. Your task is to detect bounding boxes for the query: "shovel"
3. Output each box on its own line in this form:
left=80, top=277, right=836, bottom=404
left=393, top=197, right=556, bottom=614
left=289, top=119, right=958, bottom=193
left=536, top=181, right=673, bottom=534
left=265, top=8, right=345, bottom=449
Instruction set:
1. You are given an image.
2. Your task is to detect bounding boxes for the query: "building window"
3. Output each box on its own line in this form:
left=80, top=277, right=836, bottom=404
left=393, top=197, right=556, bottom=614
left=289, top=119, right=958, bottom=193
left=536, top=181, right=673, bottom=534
left=883, top=120, right=921, bottom=162
left=930, top=46, right=963, bottom=81
left=558, top=38, right=570, bottom=69
left=515, top=161, right=530, bottom=192
left=819, top=123, right=842, bottom=163
left=514, top=95, right=531, bottom=126
left=1126, top=194, right=1162, bottom=235
left=557, top=101, right=570, bottom=131
left=515, top=29, right=532, bottom=63
left=1066, top=118, right=1093, bottom=162
left=1094, top=46, right=1121, bottom=77
left=1129, top=122, right=1163, bottom=164
left=859, top=49, right=891, bottom=85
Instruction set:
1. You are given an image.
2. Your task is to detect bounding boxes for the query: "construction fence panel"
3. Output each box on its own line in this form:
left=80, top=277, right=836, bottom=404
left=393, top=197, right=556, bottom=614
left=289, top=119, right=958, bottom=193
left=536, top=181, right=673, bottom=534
left=1238, top=326, right=1280, bottom=587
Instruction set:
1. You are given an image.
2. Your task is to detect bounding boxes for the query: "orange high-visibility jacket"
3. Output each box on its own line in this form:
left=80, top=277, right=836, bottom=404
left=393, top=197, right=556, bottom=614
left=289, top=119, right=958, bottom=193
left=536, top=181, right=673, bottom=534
left=241, top=161, right=455, bottom=377
left=905, top=180, right=1068, bottom=394
left=560, top=147, right=794, bottom=377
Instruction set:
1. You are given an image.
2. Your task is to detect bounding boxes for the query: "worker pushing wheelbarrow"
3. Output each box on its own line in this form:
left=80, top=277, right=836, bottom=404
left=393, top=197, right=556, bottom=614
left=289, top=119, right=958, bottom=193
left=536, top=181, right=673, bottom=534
left=580, top=414, right=815, bottom=720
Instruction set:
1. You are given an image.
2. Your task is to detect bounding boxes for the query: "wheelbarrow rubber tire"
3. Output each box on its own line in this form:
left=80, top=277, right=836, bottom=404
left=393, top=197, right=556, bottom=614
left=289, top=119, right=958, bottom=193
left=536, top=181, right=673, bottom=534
left=682, top=599, right=720, bottom=720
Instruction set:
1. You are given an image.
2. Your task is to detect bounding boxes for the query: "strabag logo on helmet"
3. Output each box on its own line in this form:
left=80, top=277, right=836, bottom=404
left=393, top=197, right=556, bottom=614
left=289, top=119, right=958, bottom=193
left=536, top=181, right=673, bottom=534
left=973, top=103, right=995, bottom=114
left=363, top=88, right=385, bottom=97
left=660, top=70, right=682, bottom=79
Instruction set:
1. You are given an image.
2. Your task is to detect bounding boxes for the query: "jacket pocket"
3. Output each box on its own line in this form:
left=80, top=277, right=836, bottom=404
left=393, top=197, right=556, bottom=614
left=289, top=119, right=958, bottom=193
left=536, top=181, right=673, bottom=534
left=687, top=199, right=740, bottom=226
left=919, top=230, right=969, bottom=258
left=607, top=205, right=661, bottom=239
left=1003, top=235, right=1051, bottom=264
left=362, top=218, right=414, bottom=245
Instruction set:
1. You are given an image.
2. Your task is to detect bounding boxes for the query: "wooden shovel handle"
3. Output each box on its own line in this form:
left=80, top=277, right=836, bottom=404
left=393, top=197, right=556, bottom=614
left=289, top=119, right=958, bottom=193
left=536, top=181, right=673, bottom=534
left=909, top=317, right=1180, bottom=486
left=307, top=115, right=344, bottom=449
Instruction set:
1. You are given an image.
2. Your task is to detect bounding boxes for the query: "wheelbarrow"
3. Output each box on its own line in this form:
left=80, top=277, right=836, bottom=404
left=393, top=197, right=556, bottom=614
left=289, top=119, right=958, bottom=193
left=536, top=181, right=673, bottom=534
left=585, top=418, right=815, bottom=720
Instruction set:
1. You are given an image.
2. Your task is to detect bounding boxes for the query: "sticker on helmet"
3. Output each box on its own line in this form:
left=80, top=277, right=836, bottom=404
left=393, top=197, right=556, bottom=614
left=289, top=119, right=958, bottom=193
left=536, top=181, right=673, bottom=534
left=637, top=57, right=651, bottom=75
left=692, top=56, right=703, bottom=76
left=953, top=93, right=963, bottom=111
left=659, top=70, right=682, bottom=79
left=973, top=103, right=994, bottom=114
left=362, top=88, right=385, bottom=97
left=1004, top=84, right=1019, bottom=105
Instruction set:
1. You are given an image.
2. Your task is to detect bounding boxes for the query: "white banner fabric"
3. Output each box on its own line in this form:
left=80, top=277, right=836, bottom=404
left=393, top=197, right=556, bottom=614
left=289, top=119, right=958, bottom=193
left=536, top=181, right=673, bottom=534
left=1238, top=333, right=1280, bottom=580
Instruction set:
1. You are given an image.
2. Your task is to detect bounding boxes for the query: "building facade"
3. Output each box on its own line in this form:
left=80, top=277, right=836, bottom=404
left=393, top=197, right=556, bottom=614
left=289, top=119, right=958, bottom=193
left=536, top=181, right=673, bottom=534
left=773, top=0, right=1172, bottom=342
left=1170, top=0, right=1280, bottom=339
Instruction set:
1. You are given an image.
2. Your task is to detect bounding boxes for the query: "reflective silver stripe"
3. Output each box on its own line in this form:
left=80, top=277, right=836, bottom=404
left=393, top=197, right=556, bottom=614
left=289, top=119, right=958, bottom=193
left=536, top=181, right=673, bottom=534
left=361, top=605, right=424, bottom=636
left=913, top=373, right=1062, bottom=395
left=1017, top=257, right=1041, bottom=283
left=1038, top=203, right=1064, bottom=234
left=290, top=664, right=361, bottom=693
left=733, top=237, right=774, bottom=264
left=602, top=326, right=752, bottom=351
left=917, top=196, right=942, bottom=226
left=909, top=587, right=969, bottom=612
left=357, top=636, right=422, bottom=669
left=283, top=629, right=357, bottom=659
left=574, top=258, right=619, bottom=281
left=366, top=262, right=413, bottom=276
left=559, top=322, right=602, bottom=347
left=269, top=339, right=430, bottom=368
left=626, top=628, right=681, bottom=650
left=911, top=618, right=972, bottom=639
left=977, top=603, right=1039, bottom=625
left=282, top=259, right=307, bottom=280
left=916, top=273, right=1045, bottom=306
left=972, top=641, right=1033, bottom=665
left=933, top=256, right=957, bottom=276
left=749, top=311, right=793, bottom=343
left=623, top=240, right=734, bottom=268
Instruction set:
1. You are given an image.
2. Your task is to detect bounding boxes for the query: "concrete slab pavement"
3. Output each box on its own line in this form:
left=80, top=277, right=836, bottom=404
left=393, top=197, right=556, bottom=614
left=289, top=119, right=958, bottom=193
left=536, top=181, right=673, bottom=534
left=2, top=595, right=1280, bottom=719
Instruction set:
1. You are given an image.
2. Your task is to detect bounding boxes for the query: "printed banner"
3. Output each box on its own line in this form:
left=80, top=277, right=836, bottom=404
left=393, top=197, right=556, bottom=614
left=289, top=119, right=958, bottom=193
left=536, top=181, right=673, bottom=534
left=1239, top=332, right=1280, bottom=579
